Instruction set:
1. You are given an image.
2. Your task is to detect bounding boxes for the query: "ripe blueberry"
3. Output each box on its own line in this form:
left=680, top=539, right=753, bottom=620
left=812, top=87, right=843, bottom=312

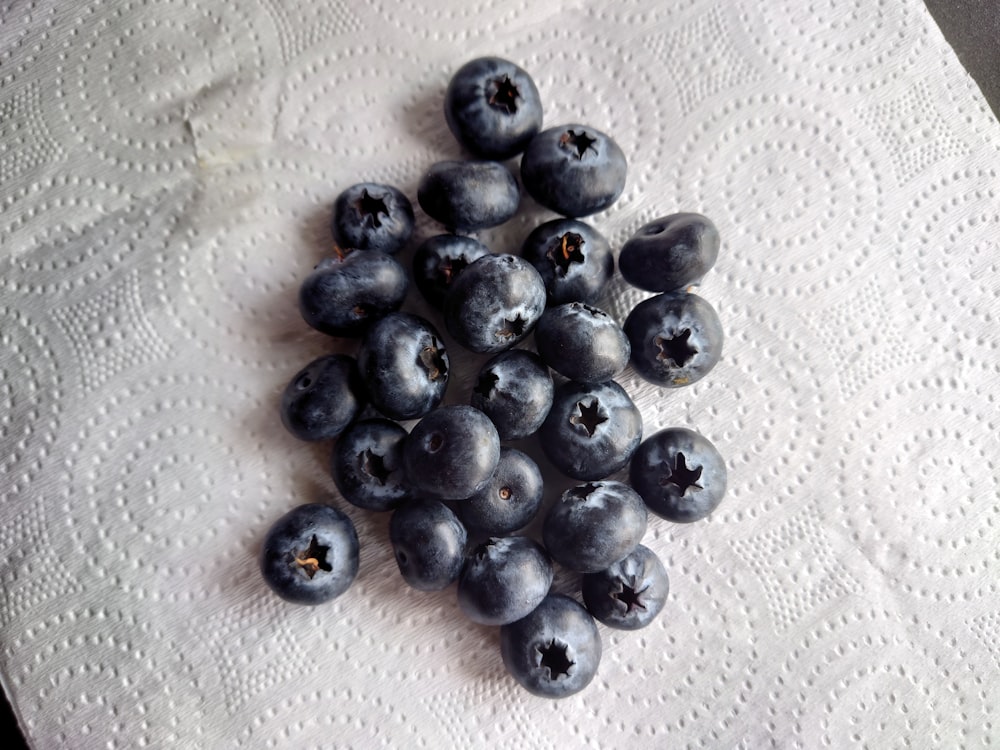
left=331, top=182, right=415, bottom=255
left=629, top=427, right=727, bottom=522
left=259, top=503, right=360, bottom=605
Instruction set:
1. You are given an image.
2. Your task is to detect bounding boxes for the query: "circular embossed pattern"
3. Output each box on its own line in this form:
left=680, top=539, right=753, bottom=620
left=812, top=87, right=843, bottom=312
left=60, top=375, right=295, bottom=601
left=750, top=0, right=929, bottom=95
left=672, top=94, right=885, bottom=294
left=894, top=171, right=1000, bottom=381
left=764, top=609, right=993, bottom=746
left=9, top=607, right=204, bottom=748
left=831, top=377, right=999, bottom=601
left=0, top=306, right=62, bottom=505
left=279, top=43, right=440, bottom=166
left=3, top=184, right=191, bottom=293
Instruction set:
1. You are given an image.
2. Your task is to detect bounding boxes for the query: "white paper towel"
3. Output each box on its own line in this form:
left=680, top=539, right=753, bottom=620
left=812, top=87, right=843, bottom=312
left=1, top=0, right=998, bottom=747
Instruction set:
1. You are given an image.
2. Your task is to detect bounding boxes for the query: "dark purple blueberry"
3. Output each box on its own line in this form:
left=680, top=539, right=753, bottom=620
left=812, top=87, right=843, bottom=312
left=280, top=354, right=365, bottom=441
left=402, top=405, right=501, bottom=501
left=444, top=56, right=543, bottom=160
left=539, top=380, right=643, bottom=481
left=444, top=253, right=546, bottom=354
left=389, top=500, right=467, bottom=591
left=298, top=249, right=409, bottom=337
left=356, top=312, right=449, bottom=421
left=417, top=160, right=520, bottom=232
left=629, top=427, right=727, bottom=523
left=331, top=182, right=415, bottom=255
left=458, top=447, right=544, bottom=537
left=542, top=480, right=647, bottom=573
left=520, top=218, right=614, bottom=305
left=457, top=536, right=553, bottom=625
left=500, top=593, right=602, bottom=698
left=623, top=291, right=723, bottom=388
left=259, top=503, right=359, bottom=605
left=412, top=234, right=491, bottom=310
left=470, top=349, right=554, bottom=441
left=619, top=213, right=720, bottom=293
left=331, top=418, right=412, bottom=512
left=520, top=124, right=627, bottom=218
left=581, top=544, right=669, bottom=630
left=533, top=302, right=630, bottom=384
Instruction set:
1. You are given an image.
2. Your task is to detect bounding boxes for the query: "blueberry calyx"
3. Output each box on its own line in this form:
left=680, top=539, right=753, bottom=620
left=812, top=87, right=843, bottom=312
left=655, top=329, right=697, bottom=368
left=419, top=342, right=448, bottom=381
left=570, top=398, right=608, bottom=437
left=488, top=75, right=520, bottom=113
left=361, top=449, right=391, bottom=485
left=613, top=581, right=649, bottom=614
left=658, top=452, right=703, bottom=495
left=538, top=640, right=574, bottom=679
left=497, top=314, right=528, bottom=340
left=547, top=232, right=586, bottom=276
left=354, top=189, right=390, bottom=229
left=294, top=535, right=333, bottom=579
left=559, top=129, right=598, bottom=159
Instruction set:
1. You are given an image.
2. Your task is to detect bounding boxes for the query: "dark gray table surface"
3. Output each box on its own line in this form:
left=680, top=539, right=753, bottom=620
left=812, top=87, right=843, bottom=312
left=926, top=0, right=1000, bottom=119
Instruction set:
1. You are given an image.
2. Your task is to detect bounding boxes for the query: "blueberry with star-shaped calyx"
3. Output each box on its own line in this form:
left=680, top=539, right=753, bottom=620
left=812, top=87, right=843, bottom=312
left=539, top=380, right=642, bottom=481
left=500, top=593, right=602, bottom=698
left=624, top=291, right=723, bottom=388
left=444, top=253, right=546, bottom=354
left=629, top=427, right=726, bottom=522
left=259, top=503, right=360, bottom=605
left=331, top=418, right=413, bottom=512
left=520, top=124, right=627, bottom=217
left=331, top=182, right=414, bottom=255
left=581, top=544, right=669, bottom=630
left=444, top=56, right=543, bottom=160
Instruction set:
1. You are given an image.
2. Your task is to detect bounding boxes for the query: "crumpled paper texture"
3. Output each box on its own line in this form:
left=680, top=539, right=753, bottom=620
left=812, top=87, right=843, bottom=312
left=1, top=0, right=998, bottom=747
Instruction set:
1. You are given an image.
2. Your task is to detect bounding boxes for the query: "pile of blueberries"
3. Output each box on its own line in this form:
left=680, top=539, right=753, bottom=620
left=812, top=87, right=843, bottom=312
left=259, top=57, right=726, bottom=698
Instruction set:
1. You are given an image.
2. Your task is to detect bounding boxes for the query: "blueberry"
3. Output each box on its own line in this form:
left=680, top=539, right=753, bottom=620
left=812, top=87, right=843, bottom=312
left=389, top=500, right=467, bottom=591
left=520, top=218, right=615, bottom=305
left=402, top=404, right=501, bottom=501
left=470, top=349, right=554, bottom=441
left=357, top=312, right=449, bottom=420
left=533, top=302, right=631, bottom=384
left=457, top=536, right=553, bottom=626
left=331, top=182, right=415, bottom=255
left=417, top=160, right=520, bottom=232
left=542, top=480, right=647, bottom=573
left=500, top=593, right=602, bottom=698
left=539, top=380, right=643, bottom=481
left=458, top=447, right=544, bottom=537
left=259, top=503, right=359, bottom=605
left=331, top=418, right=412, bottom=512
left=623, top=291, right=723, bottom=388
left=412, top=234, right=491, bottom=310
left=619, top=213, right=720, bottom=293
left=298, top=249, right=409, bottom=337
left=444, top=253, right=546, bottom=354
left=629, top=427, right=727, bottom=523
left=444, top=56, right=543, bottom=160
left=520, top=124, right=627, bottom=217
left=280, top=354, right=365, bottom=441
left=581, top=544, right=668, bottom=630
